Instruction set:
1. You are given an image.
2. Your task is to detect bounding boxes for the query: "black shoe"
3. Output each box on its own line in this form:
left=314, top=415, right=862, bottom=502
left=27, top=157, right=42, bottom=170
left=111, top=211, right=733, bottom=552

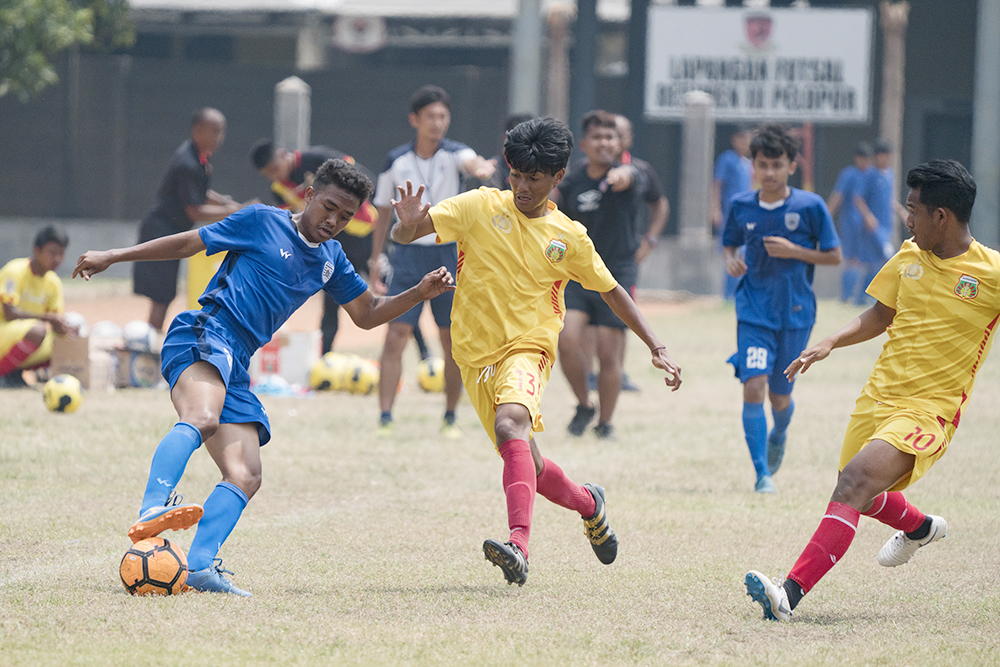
left=621, top=374, right=640, bottom=392
left=483, top=539, right=529, bottom=586
left=582, top=483, right=618, bottom=564
left=567, top=405, right=596, bottom=436
left=0, top=371, right=27, bottom=389
left=592, top=422, right=616, bottom=441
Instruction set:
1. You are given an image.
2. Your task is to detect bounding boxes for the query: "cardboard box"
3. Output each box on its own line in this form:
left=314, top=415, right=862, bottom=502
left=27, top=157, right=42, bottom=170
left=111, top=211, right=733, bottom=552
left=248, top=330, right=321, bottom=386
left=111, top=349, right=163, bottom=388
left=49, top=336, right=114, bottom=391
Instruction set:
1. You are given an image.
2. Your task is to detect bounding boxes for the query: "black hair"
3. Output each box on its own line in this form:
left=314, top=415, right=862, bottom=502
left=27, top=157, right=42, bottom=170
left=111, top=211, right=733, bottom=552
left=503, top=118, right=574, bottom=176
left=409, top=85, right=451, bottom=115
left=505, top=113, right=535, bottom=134
left=313, top=158, right=374, bottom=203
left=905, top=159, right=976, bottom=224
left=34, top=225, right=69, bottom=249
left=873, top=139, right=893, bottom=155
left=580, top=109, right=617, bottom=136
left=854, top=141, right=874, bottom=158
left=749, top=123, right=800, bottom=161
left=250, top=139, right=276, bottom=170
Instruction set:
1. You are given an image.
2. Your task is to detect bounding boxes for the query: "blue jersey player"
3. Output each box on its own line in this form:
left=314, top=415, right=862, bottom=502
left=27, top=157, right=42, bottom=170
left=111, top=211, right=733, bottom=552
left=722, top=125, right=841, bottom=494
left=74, top=159, right=454, bottom=596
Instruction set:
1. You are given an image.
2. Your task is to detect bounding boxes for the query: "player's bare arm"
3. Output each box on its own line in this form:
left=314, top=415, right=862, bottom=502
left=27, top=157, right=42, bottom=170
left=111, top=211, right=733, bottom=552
left=853, top=194, right=879, bottom=232
left=73, top=230, right=207, bottom=281
left=723, top=245, right=748, bottom=277
left=389, top=181, right=435, bottom=244
left=763, top=237, right=842, bottom=265
left=1, top=303, right=75, bottom=336
left=462, top=155, right=498, bottom=181
left=604, top=164, right=636, bottom=193
left=600, top=284, right=682, bottom=391
left=184, top=198, right=256, bottom=225
left=342, top=266, right=454, bottom=329
left=635, top=196, right=669, bottom=264
left=785, top=300, right=895, bottom=380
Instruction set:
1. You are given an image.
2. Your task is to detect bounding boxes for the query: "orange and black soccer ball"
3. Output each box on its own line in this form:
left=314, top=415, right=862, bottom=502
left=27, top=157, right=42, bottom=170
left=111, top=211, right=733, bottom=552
left=119, top=537, right=188, bottom=596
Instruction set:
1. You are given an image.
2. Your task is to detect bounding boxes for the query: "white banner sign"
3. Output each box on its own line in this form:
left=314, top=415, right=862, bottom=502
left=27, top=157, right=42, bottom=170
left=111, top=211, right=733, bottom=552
left=646, top=7, right=872, bottom=123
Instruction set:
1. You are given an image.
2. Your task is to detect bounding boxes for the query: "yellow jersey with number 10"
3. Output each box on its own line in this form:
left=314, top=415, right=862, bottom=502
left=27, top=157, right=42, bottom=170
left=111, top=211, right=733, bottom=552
left=430, top=187, right=617, bottom=370
left=865, top=239, right=1000, bottom=426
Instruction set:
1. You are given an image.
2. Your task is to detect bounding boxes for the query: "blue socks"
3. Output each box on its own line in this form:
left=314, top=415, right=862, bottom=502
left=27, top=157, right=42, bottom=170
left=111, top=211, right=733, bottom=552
left=187, top=482, right=249, bottom=571
left=770, top=400, right=795, bottom=444
left=140, top=422, right=203, bottom=515
left=742, top=402, right=768, bottom=479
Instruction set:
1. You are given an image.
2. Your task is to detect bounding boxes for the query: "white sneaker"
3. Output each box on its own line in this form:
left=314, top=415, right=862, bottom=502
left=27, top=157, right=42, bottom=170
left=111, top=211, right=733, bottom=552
left=877, top=515, right=947, bottom=567
left=745, top=570, right=792, bottom=621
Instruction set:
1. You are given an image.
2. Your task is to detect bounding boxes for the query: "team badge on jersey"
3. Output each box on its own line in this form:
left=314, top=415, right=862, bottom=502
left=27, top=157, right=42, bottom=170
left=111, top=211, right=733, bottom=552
left=545, top=239, right=567, bottom=263
left=955, top=274, right=979, bottom=300
left=904, top=262, right=924, bottom=280
left=784, top=212, right=800, bottom=231
left=492, top=213, right=513, bottom=234
left=322, top=261, right=335, bottom=283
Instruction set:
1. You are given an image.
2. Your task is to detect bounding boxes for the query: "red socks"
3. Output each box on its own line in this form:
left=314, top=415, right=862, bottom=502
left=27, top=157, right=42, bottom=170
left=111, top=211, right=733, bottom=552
left=498, top=439, right=536, bottom=559
left=787, top=501, right=859, bottom=594
left=0, top=339, right=40, bottom=376
left=535, top=457, right=596, bottom=517
left=862, top=492, right=925, bottom=533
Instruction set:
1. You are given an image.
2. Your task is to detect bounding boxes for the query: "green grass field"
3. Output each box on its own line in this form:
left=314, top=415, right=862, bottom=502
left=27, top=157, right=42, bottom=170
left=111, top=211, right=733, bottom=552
left=2, top=298, right=999, bottom=666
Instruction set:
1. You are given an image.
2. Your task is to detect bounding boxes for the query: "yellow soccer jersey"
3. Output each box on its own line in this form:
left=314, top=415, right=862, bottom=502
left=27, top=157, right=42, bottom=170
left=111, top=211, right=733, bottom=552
left=0, top=257, right=64, bottom=323
left=864, top=239, right=1000, bottom=426
left=431, top=187, right=618, bottom=369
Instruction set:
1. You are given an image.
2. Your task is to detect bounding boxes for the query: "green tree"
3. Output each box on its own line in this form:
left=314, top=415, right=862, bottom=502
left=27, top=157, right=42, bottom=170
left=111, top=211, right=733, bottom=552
left=0, top=0, right=134, bottom=100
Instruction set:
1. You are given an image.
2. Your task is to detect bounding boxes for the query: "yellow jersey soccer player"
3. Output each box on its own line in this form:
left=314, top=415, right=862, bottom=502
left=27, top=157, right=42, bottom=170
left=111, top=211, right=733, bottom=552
left=0, top=226, right=77, bottom=387
left=746, top=159, right=998, bottom=621
left=389, top=117, right=682, bottom=586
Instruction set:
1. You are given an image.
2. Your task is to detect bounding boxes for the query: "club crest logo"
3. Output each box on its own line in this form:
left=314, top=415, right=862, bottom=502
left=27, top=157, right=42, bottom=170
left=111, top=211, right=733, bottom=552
left=322, top=261, right=335, bottom=283
left=784, top=212, right=800, bottom=231
left=745, top=13, right=773, bottom=50
left=492, top=213, right=513, bottom=234
left=903, top=262, right=924, bottom=280
left=955, top=274, right=979, bottom=300
left=545, top=239, right=567, bottom=263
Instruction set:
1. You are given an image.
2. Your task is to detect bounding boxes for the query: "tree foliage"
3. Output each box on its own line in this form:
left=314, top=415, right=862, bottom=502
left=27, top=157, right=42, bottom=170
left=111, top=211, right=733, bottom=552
left=0, top=0, right=135, bottom=100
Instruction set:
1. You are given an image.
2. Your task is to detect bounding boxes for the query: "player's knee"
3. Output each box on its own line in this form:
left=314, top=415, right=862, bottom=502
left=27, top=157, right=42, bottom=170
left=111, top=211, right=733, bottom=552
left=382, top=326, right=410, bottom=355
left=182, top=411, right=221, bottom=441
left=228, top=468, right=262, bottom=499
left=831, top=467, right=874, bottom=509
left=25, top=322, right=47, bottom=345
left=494, top=410, right=530, bottom=444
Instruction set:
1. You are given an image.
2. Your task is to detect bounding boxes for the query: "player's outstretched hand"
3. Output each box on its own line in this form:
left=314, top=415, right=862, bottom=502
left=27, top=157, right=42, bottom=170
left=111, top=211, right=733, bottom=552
left=472, top=158, right=498, bottom=181
left=415, top=266, right=456, bottom=300
left=73, top=250, right=114, bottom=281
left=785, top=339, right=834, bottom=381
left=652, top=347, right=682, bottom=391
left=391, top=180, right=431, bottom=227
left=603, top=165, right=634, bottom=193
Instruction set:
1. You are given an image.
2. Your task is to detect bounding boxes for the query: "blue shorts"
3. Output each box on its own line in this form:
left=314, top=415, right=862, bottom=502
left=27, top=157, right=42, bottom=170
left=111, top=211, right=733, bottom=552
left=160, top=310, right=271, bottom=446
left=387, top=242, right=457, bottom=328
left=727, top=322, right=812, bottom=395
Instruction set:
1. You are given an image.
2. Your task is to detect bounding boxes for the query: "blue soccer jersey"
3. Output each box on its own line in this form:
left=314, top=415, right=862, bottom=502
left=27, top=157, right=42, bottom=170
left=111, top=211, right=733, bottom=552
left=198, top=204, right=368, bottom=350
left=714, top=149, right=753, bottom=224
left=857, top=166, right=895, bottom=262
left=723, top=188, right=840, bottom=330
left=832, top=165, right=864, bottom=259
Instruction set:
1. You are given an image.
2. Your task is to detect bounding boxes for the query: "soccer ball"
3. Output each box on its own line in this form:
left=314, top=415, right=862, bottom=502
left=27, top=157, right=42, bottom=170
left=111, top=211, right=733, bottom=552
left=417, top=357, right=446, bottom=392
left=123, top=320, right=157, bottom=353
left=119, top=537, right=188, bottom=596
left=309, top=353, right=348, bottom=391
left=63, top=311, right=89, bottom=337
left=42, top=374, right=82, bottom=413
left=346, top=358, right=379, bottom=395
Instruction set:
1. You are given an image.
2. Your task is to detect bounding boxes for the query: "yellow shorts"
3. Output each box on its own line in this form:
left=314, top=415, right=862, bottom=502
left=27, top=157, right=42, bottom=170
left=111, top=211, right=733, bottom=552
left=839, top=393, right=953, bottom=492
left=460, top=351, right=552, bottom=451
left=0, top=319, right=53, bottom=368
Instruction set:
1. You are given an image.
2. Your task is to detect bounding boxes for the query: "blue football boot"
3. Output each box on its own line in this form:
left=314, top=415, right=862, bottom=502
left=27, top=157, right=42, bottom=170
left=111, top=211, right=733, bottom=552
left=185, top=559, right=252, bottom=597
left=128, top=491, right=203, bottom=543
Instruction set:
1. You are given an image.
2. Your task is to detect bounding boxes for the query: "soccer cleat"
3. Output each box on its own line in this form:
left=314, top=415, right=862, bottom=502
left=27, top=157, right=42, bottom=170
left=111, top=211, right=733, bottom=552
left=877, top=515, right=947, bottom=567
left=128, top=491, right=203, bottom=543
left=592, top=422, right=616, bottom=441
left=441, top=416, right=462, bottom=440
left=745, top=571, right=792, bottom=622
left=567, top=405, right=596, bottom=436
left=767, top=430, right=787, bottom=475
left=483, top=539, right=529, bottom=586
left=376, top=416, right=394, bottom=437
left=185, top=558, right=252, bottom=597
left=582, top=483, right=618, bottom=564
left=755, top=474, right=777, bottom=494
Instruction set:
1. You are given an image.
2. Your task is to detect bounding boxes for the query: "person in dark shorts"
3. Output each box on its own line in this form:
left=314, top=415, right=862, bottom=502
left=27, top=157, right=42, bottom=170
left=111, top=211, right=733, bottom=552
left=553, top=110, right=647, bottom=440
left=134, top=108, right=252, bottom=331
